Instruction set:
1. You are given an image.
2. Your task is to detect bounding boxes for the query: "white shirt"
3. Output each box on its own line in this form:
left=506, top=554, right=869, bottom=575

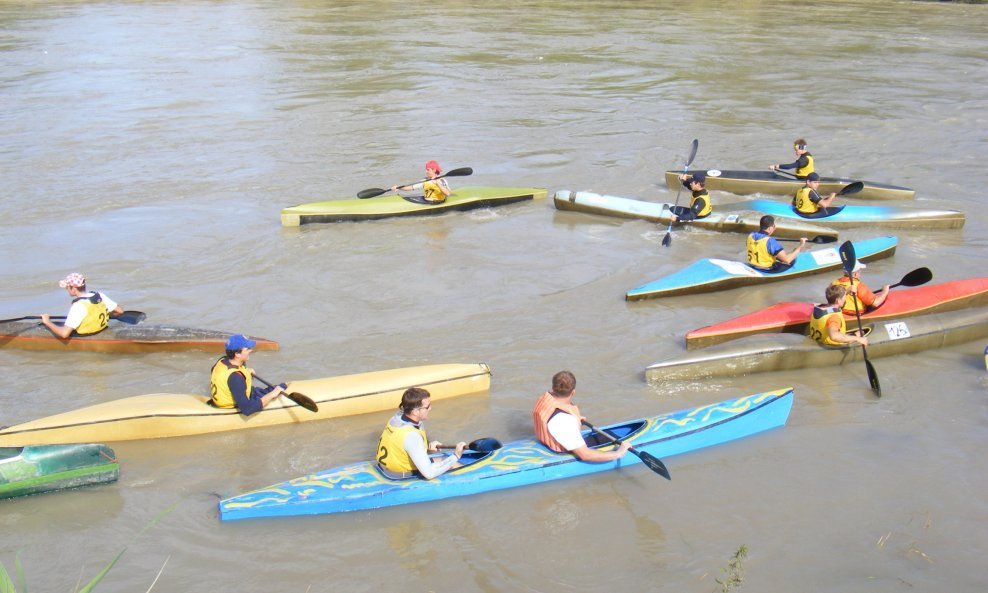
left=64, top=291, right=118, bottom=330
left=546, top=411, right=586, bottom=451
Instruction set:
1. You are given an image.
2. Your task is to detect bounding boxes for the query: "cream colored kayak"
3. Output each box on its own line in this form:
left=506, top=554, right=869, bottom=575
left=0, top=363, right=491, bottom=446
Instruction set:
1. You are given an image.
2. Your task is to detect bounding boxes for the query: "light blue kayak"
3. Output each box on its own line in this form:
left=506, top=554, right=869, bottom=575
left=219, top=388, right=793, bottom=521
left=732, top=199, right=964, bottom=230
left=626, top=235, right=898, bottom=301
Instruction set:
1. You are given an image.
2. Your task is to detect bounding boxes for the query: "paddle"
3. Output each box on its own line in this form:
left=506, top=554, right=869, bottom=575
left=838, top=181, right=864, bottom=196
left=581, top=419, right=670, bottom=480
left=253, top=375, right=319, bottom=412
left=662, top=139, right=700, bottom=247
left=776, top=236, right=838, bottom=244
left=437, top=437, right=503, bottom=453
left=838, top=240, right=881, bottom=397
left=889, top=267, right=932, bottom=289
left=356, top=167, right=474, bottom=199
left=0, top=310, right=147, bottom=325
left=770, top=167, right=798, bottom=180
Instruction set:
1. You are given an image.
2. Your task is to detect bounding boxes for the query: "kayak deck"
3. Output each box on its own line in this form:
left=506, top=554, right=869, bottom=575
left=0, top=363, right=491, bottom=446
left=665, top=169, right=915, bottom=200
left=0, top=444, right=119, bottom=499
left=725, top=199, right=965, bottom=230
left=281, top=186, right=548, bottom=226
left=219, top=388, right=793, bottom=520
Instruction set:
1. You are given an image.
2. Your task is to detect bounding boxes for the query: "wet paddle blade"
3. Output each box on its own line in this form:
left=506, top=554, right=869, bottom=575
left=865, top=360, right=881, bottom=398
left=443, top=167, right=473, bottom=177
left=468, top=437, right=503, bottom=452
left=357, top=188, right=389, bottom=199
left=661, top=232, right=672, bottom=247
left=636, top=450, right=671, bottom=480
left=286, top=392, right=318, bottom=412
left=838, top=181, right=865, bottom=196
left=894, top=267, right=932, bottom=288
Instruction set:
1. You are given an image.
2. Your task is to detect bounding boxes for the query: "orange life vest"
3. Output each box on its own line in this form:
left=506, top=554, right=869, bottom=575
left=532, top=391, right=582, bottom=452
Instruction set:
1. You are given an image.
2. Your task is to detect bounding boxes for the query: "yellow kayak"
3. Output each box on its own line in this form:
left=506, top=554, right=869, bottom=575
left=0, top=363, right=490, bottom=446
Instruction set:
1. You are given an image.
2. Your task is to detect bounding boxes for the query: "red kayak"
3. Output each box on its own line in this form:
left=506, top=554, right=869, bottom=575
left=685, top=277, right=988, bottom=349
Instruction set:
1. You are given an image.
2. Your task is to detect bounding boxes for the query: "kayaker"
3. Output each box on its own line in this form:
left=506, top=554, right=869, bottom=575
left=746, top=215, right=807, bottom=273
left=391, top=160, right=451, bottom=204
left=793, top=172, right=837, bottom=217
left=376, top=387, right=466, bottom=479
left=808, top=285, right=869, bottom=347
left=40, top=272, right=124, bottom=338
left=209, top=334, right=286, bottom=416
left=671, top=172, right=712, bottom=222
left=770, top=138, right=815, bottom=179
left=831, top=259, right=889, bottom=315
left=532, top=370, right=631, bottom=462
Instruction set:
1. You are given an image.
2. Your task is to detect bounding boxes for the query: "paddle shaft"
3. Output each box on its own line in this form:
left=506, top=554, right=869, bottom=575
left=0, top=310, right=146, bottom=325
left=582, top=420, right=670, bottom=480
left=776, top=236, right=837, bottom=244
left=838, top=241, right=882, bottom=397
left=662, top=139, right=700, bottom=247
left=437, top=438, right=502, bottom=453
left=357, top=167, right=473, bottom=199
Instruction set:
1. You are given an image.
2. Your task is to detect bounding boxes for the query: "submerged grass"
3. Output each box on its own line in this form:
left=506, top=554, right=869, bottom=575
left=714, top=544, right=748, bottom=593
left=0, top=502, right=177, bottom=593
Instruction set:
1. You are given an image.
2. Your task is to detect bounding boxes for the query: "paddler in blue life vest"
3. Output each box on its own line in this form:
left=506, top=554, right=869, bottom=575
left=532, top=370, right=630, bottom=462
left=377, top=387, right=466, bottom=479
left=392, top=160, right=451, bottom=204
left=746, top=215, right=807, bottom=273
left=808, top=285, right=869, bottom=347
left=670, top=171, right=713, bottom=222
left=40, top=272, right=124, bottom=338
left=770, top=138, right=815, bottom=179
left=793, top=172, right=838, bottom=217
left=209, top=334, right=286, bottom=416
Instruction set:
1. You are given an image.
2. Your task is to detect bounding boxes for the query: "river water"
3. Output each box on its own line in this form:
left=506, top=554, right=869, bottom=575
left=2, top=1, right=987, bottom=591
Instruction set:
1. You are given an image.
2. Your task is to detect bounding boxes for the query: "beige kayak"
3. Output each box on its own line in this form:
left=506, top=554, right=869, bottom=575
left=0, top=363, right=491, bottom=446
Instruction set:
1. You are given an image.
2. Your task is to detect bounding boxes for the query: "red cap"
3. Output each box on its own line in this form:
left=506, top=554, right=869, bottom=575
left=425, top=160, right=441, bottom=173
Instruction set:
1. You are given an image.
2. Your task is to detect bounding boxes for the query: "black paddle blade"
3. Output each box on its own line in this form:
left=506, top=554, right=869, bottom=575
left=838, top=240, right=856, bottom=276
left=865, top=360, right=881, bottom=398
left=357, top=187, right=389, bottom=199
left=637, top=450, right=671, bottom=480
left=838, top=181, right=865, bottom=196
left=661, top=232, right=672, bottom=247
left=468, top=437, right=502, bottom=452
left=896, top=267, right=932, bottom=288
left=686, top=139, right=699, bottom=168
left=810, top=235, right=838, bottom=244
left=117, top=310, right=147, bottom=325
left=443, top=167, right=473, bottom=177
left=286, top=392, right=318, bottom=412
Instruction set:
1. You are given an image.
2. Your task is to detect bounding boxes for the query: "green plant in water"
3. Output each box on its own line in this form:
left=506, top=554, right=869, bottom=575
left=715, top=544, right=748, bottom=593
left=0, top=502, right=176, bottom=593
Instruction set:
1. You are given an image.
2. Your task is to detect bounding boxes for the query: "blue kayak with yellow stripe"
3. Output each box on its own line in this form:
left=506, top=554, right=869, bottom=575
left=218, top=388, right=793, bottom=521
left=626, top=235, right=898, bottom=301
left=729, top=199, right=964, bottom=230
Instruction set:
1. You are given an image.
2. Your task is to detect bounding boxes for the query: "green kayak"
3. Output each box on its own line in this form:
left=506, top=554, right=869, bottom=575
left=0, top=444, right=119, bottom=500
left=281, top=186, right=547, bottom=226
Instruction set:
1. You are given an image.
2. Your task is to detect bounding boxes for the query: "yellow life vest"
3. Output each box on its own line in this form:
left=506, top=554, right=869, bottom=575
left=795, top=153, right=815, bottom=178
left=210, top=358, right=252, bottom=408
left=746, top=233, right=775, bottom=270
left=72, top=294, right=109, bottom=335
left=377, top=421, right=428, bottom=473
left=808, top=305, right=846, bottom=346
left=794, top=186, right=820, bottom=214
left=423, top=180, right=447, bottom=203
left=831, top=277, right=867, bottom=314
left=691, top=190, right=712, bottom=217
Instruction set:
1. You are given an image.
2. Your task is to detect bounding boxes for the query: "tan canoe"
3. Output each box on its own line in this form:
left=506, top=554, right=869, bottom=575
left=0, top=363, right=491, bottom=446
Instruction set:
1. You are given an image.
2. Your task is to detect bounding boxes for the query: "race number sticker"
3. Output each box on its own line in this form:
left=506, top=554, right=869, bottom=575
left=710, top=259, right=762, bottom=277
left=811, top=248, right=842, bottom=266
left=724, top=214, right=739, bottom=223
left=884, top=321, right=911, bottom=340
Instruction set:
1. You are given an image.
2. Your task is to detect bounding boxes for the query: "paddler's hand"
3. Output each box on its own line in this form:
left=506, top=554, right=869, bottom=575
left=40, top=313, right=51, bottom=324
left=616, top=441, right=632, bottom=456
left=428, top=440, right=441, bottom=453
left=769, top=164, right=778, bottom=171
left=453, top=442, right=467, bottom=459
left=857, top=335, right=869, bottom=347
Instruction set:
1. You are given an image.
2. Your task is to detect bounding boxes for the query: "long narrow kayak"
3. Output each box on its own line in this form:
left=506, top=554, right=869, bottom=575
left=686, top=277, right=988, bottom=349
left=1, top=444, right=119, bottom=500
left=646, top=308, right=988, bottom=381
left=626, top=236, right=898, bottom=301
left=281, top=186, right=548, bottom=226
left=219, top=388, right=793, bottom=520
left=0, top=318, right=278, bottom=353
left=724, top=199, right=965, bottom=230
left=0, top=363, right=490, bottom=446
left=665, top=169, right=915, bottom=200
left=552, top=190, right=839, bottom=240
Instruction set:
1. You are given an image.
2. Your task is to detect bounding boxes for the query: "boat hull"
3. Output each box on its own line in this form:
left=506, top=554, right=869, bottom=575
left=685, top=277, right=988, bottom=349
left=725, top=199, right=965, bottom=230
left=281, top=186, right=548, bottom=226
left=0, top=320, right=278, bottom=353
left=647, top=308, right=988, bottom=381
left=219, top=388, right=793, bottom=520
left=553, top=190, right=838, bottom=240
left=626, top=236, right=898, bottom=301
left=0, top=363, right=491, bottom=446
left=665, top=169, right=915, bottom=200
left=0, top=444, right=119, bottom=499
